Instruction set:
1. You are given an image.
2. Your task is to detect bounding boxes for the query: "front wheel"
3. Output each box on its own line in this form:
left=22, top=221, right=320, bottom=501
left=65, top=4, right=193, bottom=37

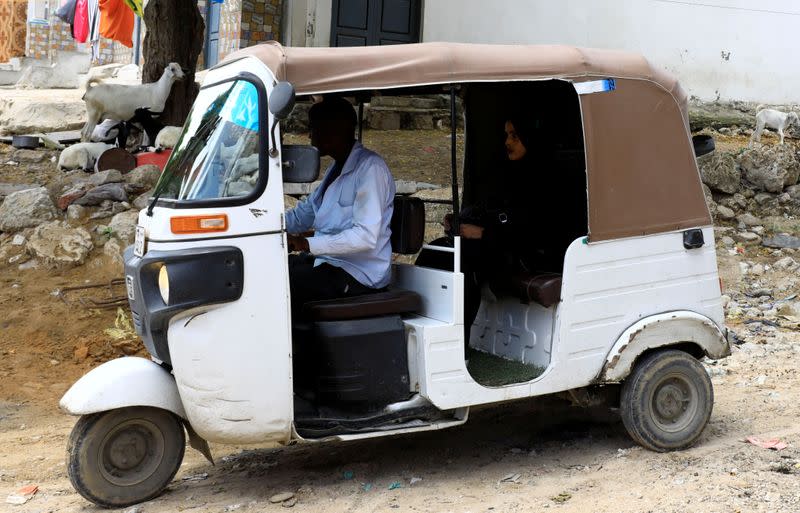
left=67, top=407, right=186, bottom=508
left=620, top=349, right=713, bottom=452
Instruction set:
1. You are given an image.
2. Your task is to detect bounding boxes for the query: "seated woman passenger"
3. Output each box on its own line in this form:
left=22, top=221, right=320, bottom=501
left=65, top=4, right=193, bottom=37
left=421, top=117, right=566, bottom=341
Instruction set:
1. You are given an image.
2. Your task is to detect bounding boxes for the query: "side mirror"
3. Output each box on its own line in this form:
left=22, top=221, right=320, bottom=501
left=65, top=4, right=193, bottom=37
left=692, top=134, right=715, bottom=157
left=282, top=145, right=320, bottom=183
left=269, top=82, right=296, bottom=120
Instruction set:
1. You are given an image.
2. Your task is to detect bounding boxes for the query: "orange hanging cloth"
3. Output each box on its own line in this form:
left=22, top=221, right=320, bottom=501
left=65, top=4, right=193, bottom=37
left=99, top=0, right=134, bottom=48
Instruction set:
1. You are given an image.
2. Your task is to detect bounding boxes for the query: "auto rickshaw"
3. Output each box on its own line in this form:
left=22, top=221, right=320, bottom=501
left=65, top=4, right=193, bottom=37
left=60, top=42, right=730, bottom=507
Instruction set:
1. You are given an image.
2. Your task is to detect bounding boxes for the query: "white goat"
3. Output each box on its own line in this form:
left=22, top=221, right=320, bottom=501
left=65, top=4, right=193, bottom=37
left=750, top=108, right=799, bottom=146
left=81, top=62, right=185, bottom=142
left=57, top=142, right=115, bottom=171
left=154, top=126, right=183, bottom=150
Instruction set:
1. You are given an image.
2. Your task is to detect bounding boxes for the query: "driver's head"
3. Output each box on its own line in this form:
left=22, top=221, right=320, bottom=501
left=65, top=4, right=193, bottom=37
left=308, top=96, right=357, bottom=158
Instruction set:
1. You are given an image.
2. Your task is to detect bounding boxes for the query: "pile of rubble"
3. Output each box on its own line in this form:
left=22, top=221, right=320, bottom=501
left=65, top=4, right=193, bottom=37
left=697, top=139, right=800, bottom=338
left=0, top=146, right=160, bottom=271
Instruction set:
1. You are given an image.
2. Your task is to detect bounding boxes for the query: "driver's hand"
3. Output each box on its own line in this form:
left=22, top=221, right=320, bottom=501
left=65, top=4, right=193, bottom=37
left=459, top=223, right=484, bottom=240
left=287, top=235, right=310, bottom=253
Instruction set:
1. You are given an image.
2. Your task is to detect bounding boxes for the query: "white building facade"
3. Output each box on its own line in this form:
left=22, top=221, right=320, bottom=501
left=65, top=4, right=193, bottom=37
left=288, top=0, right=796, bottom=104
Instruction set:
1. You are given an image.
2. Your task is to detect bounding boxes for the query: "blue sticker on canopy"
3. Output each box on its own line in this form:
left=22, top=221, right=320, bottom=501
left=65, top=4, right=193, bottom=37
left=220, top=81, right=260, bottom=131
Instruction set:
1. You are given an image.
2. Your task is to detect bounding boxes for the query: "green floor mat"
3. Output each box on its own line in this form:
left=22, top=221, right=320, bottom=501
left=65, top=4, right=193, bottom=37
left=466, top=350, right=546, bottom=387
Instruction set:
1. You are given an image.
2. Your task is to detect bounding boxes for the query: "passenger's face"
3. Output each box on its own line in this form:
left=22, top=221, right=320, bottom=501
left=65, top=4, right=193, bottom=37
left=309, top=119, right=337, bottom=157
left=505, top=121, right=527, bottom=161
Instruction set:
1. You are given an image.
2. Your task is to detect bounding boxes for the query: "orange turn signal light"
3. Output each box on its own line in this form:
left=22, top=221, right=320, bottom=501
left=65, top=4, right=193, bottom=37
left=170, top=214, right=229, bottom=234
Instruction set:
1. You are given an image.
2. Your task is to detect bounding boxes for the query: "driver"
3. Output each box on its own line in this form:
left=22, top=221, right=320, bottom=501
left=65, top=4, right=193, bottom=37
left=284, top=96, right=395, bottom=319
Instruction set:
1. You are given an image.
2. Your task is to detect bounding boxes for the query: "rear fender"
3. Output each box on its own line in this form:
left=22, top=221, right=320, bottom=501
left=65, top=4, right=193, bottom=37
left=599, top=311, right=730, bottom=383
left=59, top=356, right=186, bottom=419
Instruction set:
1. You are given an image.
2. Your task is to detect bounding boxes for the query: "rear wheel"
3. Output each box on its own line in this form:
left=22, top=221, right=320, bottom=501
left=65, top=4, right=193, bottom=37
left=620, top=349, right=713, bottom=452
left=67, top=407, right=186, bottom=508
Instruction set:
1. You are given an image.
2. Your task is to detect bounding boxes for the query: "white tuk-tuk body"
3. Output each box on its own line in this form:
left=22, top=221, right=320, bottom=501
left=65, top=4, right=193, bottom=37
left=60, top=42, right=730, bottom=508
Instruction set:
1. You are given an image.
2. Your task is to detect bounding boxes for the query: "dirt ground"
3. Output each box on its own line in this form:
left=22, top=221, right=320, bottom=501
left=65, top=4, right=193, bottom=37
left=1, top=131, right=800, bottom=512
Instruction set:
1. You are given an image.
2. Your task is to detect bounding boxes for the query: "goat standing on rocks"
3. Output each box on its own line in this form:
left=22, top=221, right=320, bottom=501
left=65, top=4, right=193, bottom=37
left=750, top=107, right=799, bottom=146
left=80, top=62, right=185, bottom=143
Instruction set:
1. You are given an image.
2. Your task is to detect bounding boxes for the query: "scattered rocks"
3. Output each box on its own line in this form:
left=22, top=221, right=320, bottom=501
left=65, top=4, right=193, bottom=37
left=26, top=221, right=93, bottom=266
left=73, top=183, right=128, bottom=206
left=720, top=236, right=735, bottom=247
left=698, top=152, right=739, bottom=193
left=11, top=234, right=25, bottom=246
left=0, top=187, right=59, bottom=232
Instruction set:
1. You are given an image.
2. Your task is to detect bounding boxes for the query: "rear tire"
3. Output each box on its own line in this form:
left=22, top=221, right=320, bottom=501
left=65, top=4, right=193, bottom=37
left=620, top=349, right=713, bottom=452
left=67, top=407, right=186, bottom=508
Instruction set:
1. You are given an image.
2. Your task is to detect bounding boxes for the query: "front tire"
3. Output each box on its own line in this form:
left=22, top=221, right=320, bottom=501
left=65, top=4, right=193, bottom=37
left=67, top=407, right=186, bottom=508
left=620, top=349, right=713, bottom=452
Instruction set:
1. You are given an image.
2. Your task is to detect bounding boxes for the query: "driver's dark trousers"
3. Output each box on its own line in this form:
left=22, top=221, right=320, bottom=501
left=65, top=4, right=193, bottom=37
left=288, top=253, right=376, bottom=321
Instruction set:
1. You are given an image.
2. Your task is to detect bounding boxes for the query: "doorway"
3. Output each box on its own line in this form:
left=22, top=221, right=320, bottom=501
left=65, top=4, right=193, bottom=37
left=204, top=1, right=222, bottom=68
left=330, top=0, right=420, bottom=47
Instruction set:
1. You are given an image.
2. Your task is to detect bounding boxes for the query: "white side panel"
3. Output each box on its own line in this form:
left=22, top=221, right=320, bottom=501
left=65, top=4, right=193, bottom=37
left=415, top=228, right=723, bottom=410
left=60, top=357, right=185, bottom=418
left=470, top=299, right=555, bottom=367
left=555, top=228, right=724, bottom=386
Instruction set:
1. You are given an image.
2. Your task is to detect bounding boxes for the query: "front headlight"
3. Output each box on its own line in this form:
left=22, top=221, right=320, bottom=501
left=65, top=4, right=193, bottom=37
left=158, top=265, right=170, bottom=305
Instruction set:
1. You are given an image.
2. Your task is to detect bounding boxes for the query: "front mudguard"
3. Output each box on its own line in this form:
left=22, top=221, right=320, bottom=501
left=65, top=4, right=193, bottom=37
left=60, top=356, right=186, bottom=418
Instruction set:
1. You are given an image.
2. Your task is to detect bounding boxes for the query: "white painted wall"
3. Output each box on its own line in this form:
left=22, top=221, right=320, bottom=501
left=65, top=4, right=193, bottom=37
left=422, top=0, right=797, bottom=104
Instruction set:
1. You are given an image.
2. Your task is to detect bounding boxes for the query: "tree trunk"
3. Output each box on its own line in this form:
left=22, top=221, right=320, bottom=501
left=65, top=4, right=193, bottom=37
left=142, top=0, right=205, bottom=126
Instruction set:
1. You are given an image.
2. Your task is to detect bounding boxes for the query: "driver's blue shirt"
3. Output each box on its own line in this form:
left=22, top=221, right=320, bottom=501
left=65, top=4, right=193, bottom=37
left=285, top=142, right=395, bottom=289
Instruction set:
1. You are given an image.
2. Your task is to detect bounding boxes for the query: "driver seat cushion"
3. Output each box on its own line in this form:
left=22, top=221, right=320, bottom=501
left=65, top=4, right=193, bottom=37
left=512, top=272, right=562, bottom=308
left=303, top=289, right=422, bottom=321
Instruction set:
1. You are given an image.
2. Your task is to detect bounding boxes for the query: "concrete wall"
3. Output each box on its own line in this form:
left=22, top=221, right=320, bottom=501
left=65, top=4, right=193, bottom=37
left=422, top=0, right=797, bottom=104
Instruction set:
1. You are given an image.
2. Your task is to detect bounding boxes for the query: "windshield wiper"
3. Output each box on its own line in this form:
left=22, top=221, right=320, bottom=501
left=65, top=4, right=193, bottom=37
left=146, top=116, right=221, bottom=216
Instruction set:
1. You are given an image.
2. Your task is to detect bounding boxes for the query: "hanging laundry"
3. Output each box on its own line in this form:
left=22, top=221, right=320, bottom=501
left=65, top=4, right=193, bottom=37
left=122, top=0, right=143, bottom=17
left=56, top=0, right=78, bottom=29
left=88, top=0, right=101, bottom=61
left=73, top=0, right=90, bottom=43
left=99, top=0, right=134, bottom=48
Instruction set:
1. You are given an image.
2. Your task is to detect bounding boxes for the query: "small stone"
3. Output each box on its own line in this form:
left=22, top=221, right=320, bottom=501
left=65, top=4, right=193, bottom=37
left=67, top=204, right=86, bottom=220
left=756, top=375, right=767, bottom=386
left=750, top=264, right=765, bottom=276
left=11, top=234, right=25, bottom=246
left=763, top=234, right=800, bottom=250
left=715, top=205, right=735, bottom=220
left=270, top=492, right=295, bottom=504
left=26, top=221, right=93, bottom=267
left=74, top=183, right=128, bottom=206
left=751, top=226, right=764, bottom=234
left=721, top=295, right=731, bottom=308
left=0, top=187, right=58, bottom=232
left=57, top=185, right=90, bottom=210
left=89, top=169, right=124, bottom=186
left=754, top=192, right=773, bottom=205
left=737, top=213, right=762, bottom=227
left=721, top=236, right=735, bottom=247
left=124, top=165, right=162, bottom=189
left=774, top=257, right=798, bottom=271
left=122, top=506, right=143, bottom=513
left=735, top=231, right=761, bottom=245
left=18, top=259, right=39, bottom=270
left=281, top=498, right=297, bottom=508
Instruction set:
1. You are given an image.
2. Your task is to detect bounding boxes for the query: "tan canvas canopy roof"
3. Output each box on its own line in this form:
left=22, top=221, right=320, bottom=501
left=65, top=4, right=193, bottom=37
left=223, top=42, right=711, bottom=242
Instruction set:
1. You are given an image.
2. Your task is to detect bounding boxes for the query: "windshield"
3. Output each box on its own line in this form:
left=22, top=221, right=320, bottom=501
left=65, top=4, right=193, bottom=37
left=152, top=79, right=263, bottom=202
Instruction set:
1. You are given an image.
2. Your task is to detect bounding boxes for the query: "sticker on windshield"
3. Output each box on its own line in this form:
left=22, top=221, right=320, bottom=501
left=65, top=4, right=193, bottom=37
left=574, top=78, right=616, bottom=95
left=219, top=81, right=260, bottom=131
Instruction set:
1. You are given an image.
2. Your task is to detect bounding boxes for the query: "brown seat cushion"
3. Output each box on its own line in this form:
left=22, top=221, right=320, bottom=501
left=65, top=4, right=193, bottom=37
left=513, top=273, right=562, bottom=308
left=303, top=290, right=422, bottom=321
